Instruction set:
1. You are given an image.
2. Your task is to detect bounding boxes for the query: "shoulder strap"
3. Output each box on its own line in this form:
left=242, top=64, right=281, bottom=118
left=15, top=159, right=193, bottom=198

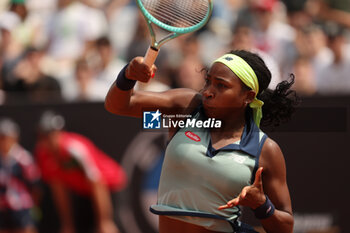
left=250, top=134, right=268, bottom=184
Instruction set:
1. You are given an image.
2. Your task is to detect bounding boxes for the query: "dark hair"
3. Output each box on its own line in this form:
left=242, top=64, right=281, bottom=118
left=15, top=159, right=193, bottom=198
left=96, top=36, right=111, bottom=47
left=231, top=50, right=299, bottom=127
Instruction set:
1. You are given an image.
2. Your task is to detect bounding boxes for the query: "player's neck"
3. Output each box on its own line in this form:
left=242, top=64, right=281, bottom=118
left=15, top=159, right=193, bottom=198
left=211, top=114, right=245, bottom=139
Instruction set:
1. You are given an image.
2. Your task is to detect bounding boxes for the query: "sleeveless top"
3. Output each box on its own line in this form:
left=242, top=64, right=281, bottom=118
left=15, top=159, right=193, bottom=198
left=150, top=107, right=267, bottom=232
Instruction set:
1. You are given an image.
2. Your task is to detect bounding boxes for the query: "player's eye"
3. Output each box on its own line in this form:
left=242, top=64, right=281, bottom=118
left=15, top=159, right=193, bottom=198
left=217, top=83, right=227, bottom=89
left=204, top=77, right=210, bottom=86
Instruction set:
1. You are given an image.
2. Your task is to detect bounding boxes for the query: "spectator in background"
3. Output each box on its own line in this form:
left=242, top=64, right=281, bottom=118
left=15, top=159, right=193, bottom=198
left=291, top=56, right=316, bottom=96
left=8, top=0, right=27, bottom=22
left=230, top=24, right=282, bottom=88
left=8, top=47, right=62, bottom=103
left=0, top=118, right=40, bottom=233
left=95, top=36, right=126, bottom=88
left=7, top=0, right=38, bottom=48
left=35, top=111, right=126, bottom=233
left=305, top=0, right=350, bottom=29
left=235, top=0, right=296, bottom=69
left=46, top=0, right=108, bottom=78
left=196, top=0, right=246, bottom=63
left=211, top=0, right=245, bottom=31
left=317, top=25, right=350, bottom=95
left=282, top=0, right=313, bottom=30
left=1, top=0, right=27, bottom=58
left=174, top=58, right=204, bottom=91
left=0, top=0, right=47, bottom=53
left=63, top=58, right=107, bottom=102
left=295, top=24, right=333, bottom=82
left=106, top=0, right=137, bottom=59
left=0, top=11, right=22, bottom=90
left=172, top=34, right=205, bottom=91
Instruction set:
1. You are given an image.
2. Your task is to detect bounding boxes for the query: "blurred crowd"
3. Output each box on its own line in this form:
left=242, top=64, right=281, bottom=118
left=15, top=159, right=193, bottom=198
left=0, top=112, right=126, bottom=233
left=1, top=1, right=349, bottom=232
left=0, top=0, right=350, bottom=105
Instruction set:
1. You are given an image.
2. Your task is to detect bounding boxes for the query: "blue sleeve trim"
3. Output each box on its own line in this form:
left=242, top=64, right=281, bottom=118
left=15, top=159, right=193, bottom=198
left=250, top=134, right=268, bottom=184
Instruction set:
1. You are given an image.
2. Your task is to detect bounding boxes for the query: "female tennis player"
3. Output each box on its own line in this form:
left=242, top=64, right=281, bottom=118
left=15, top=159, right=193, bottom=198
left=105, top=50, right=296, bottom=233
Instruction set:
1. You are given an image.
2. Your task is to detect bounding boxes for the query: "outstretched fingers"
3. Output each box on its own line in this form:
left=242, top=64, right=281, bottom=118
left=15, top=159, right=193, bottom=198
left=218, top=197, right=240, bottom=210
left=218, top=167, right=265, bottom=211
left=253, top=167, right=263, bottom=189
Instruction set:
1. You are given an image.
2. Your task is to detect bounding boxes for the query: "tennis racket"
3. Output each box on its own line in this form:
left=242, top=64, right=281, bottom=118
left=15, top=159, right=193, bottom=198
left=136, top=0, right=213, bottom=67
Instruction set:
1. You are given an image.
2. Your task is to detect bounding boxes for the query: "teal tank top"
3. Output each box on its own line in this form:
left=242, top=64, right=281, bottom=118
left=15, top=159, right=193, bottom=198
left=150, top=107, right=267, bottom=232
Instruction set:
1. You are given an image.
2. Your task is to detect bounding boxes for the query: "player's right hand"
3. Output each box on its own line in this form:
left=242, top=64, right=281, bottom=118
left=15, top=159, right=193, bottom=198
left=126, top=57, right=157, bottom=83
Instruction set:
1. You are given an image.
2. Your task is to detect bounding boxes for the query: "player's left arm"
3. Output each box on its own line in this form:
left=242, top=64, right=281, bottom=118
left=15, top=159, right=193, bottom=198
left=258, top=138, right=294, bottom=233
left=218, top=138, right=293, bottom=233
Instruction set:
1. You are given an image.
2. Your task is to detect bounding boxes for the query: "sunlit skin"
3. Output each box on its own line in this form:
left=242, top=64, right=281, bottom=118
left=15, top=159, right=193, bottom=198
left=201, top=63, right=255, bottom=129
left=105, top=57, right=294, bottom=233
left=198, top=62, right=257, bottom=149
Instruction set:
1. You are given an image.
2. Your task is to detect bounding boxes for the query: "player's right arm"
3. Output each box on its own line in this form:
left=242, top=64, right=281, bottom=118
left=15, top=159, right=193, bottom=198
left=105, top=57, right=202, bottom=117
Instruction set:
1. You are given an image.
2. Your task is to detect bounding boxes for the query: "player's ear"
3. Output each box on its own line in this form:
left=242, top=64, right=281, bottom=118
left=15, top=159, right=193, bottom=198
left=245, top=90, right=256, bottom=105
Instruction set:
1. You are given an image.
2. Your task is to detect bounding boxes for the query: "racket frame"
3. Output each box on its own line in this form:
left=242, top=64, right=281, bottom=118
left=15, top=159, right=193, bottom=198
left=136, top=0, right=213, bottom=67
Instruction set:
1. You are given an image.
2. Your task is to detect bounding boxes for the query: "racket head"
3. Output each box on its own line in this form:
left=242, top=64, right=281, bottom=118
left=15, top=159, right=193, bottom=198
left=136, top=0, right=213, bottom=34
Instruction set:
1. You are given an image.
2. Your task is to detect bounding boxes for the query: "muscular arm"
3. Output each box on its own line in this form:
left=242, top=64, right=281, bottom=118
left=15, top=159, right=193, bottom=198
left=219, top=138, right=293, bottom=233
left=104, top=57, right=202, bottom=117
left=258, top=138, right=294, bottom=233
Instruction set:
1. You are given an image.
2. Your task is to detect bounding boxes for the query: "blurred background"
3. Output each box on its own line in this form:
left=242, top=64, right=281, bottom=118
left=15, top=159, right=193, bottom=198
left=0, top=0, right=349, bottom=232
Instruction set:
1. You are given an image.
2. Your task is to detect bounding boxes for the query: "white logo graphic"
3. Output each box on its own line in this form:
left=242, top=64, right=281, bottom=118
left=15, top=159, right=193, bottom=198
left=143, top=110, right=162, bottom=129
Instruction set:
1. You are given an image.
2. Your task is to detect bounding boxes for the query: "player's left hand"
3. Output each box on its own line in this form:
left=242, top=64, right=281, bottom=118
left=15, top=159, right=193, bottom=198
left=218, top=167, right=266, bottom=210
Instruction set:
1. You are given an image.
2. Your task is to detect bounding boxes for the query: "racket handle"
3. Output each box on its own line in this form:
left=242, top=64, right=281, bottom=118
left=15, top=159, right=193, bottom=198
left=143, top=46, right=159, bottom=68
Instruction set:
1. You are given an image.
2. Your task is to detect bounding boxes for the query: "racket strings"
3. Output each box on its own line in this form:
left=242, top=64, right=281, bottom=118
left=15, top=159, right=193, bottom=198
left=155, top=3, right=207, bottom=23
left=141, top=0, right=210, bottom=28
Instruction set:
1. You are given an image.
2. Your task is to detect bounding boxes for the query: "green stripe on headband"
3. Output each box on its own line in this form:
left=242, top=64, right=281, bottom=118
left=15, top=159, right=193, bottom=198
left=214, top=54, right=264, bottom=127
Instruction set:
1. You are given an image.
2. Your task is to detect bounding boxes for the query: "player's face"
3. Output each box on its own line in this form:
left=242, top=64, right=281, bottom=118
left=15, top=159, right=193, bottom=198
left=201, top=62, right=252, bottom=119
